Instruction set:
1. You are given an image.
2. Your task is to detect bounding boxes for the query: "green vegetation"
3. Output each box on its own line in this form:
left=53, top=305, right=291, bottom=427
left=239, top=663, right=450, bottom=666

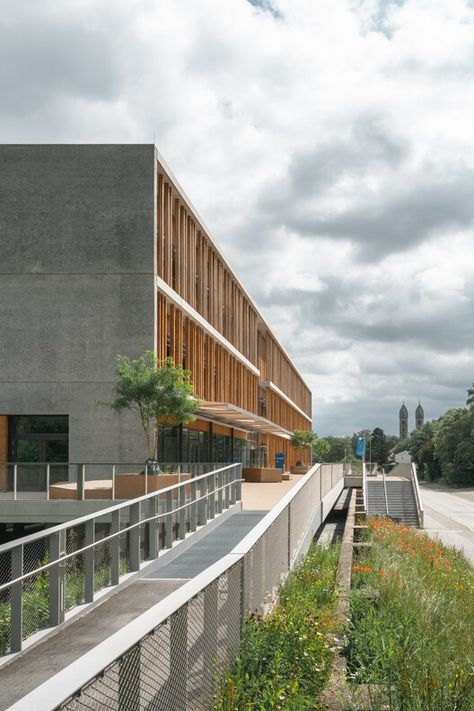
left=347, top=518, right=474, bottom=710
left=0, top=557, right=126, bottom=655
left=290, top=429, right=331, bottom=464
left=398, top=382, right=474, bottom=484
left=369, top=427, right=388, bottom=466
left=102, top=351, right=200, bottom=461
left=214, top=544, right=340, bottom=710
left=0, top=561, right=49, bottom=654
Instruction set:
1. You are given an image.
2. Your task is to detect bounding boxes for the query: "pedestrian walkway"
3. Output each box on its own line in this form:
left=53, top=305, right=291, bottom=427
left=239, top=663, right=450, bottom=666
left=0, top=508, right=271, bottom=709
left=0, top=578, right=185, bottom=711
left=0, top=476, right=309, bottom=709
left=241, top=475, right=303, bottom=510
left=145, top=511, right=266, bottom=579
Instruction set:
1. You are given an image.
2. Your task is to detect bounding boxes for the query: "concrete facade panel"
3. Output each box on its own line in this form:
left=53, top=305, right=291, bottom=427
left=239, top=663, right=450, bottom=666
left=0, top=144, right=155, bottom=274
left=0, top=274, right=155, bottom=382
left=0, top=145, right=156, bottom=464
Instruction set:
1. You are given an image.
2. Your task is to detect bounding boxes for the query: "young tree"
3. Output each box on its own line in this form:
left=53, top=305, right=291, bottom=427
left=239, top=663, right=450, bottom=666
left=290, top=430, right=316, bottom=463
left=104, top=351, right=200, bottom=461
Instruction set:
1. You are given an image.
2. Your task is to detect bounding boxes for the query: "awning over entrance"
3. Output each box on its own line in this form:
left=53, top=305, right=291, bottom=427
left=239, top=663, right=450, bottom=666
left=197, top=402, right=291, bottom=439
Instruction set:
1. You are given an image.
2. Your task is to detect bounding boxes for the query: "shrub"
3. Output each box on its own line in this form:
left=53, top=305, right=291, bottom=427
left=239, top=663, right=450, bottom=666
left=214, top=545, right=340, bottom=710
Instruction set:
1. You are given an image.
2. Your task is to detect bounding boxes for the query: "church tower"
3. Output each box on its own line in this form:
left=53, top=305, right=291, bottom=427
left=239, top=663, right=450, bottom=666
left=416, top=402, right=424, bottom=430
left=399, top=403, right=408, bottom=440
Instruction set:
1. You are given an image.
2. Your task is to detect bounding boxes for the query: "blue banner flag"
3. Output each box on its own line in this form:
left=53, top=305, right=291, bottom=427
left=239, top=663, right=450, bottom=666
left=355, top=435, right=365, bottom=458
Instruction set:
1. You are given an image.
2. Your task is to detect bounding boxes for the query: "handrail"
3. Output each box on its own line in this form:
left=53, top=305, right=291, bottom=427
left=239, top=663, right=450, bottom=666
left=382, top=467, right=389, bottom=516
left=410, top=462, right=424, bottom=528
left=0, top=460, right=229, bottom=501
left=0, top=463, right=238, bottom=553
left=0, top=460, right=228, bottom=467
left=0, top=470, right=242, bottom=593
left=0, top=463, right=243, bottom=655
left=233, top=462, right=321, bottom=553
left=7, top=555, right=240, bottom=711
left=6, top=462, right=346, bottom=711
left=362, top=461, right=367, bottom=512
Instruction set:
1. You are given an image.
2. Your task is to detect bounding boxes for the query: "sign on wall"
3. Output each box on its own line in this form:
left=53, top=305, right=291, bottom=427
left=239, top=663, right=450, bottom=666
left=275, top=452, right=285, bottom=470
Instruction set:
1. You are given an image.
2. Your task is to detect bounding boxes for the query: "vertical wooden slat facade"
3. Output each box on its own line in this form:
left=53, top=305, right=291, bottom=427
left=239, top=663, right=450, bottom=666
left=156, top=157, right=312, bottom=468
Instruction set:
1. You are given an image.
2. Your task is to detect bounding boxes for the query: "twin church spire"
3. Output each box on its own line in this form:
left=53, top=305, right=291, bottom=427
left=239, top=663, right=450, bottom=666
left=399, top=402, right=424, bottom=440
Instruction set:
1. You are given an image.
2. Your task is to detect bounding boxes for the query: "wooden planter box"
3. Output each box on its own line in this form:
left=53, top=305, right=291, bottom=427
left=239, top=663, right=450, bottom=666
left=49, top=480, right=112, bottom=500
left=242, top=467, right=282, bottom=483
left=290, top=464, right=309, bottom=475
left=114, top=473, right=191, bottom=499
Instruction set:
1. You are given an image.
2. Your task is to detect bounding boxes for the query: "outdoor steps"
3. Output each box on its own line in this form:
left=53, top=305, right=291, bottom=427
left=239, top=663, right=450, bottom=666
left=366, top=480, right=420, bottom=527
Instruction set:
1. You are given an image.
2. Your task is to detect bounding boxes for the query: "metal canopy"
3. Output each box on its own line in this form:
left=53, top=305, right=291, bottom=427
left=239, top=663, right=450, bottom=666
left=197, top=402, right=291, bottom=439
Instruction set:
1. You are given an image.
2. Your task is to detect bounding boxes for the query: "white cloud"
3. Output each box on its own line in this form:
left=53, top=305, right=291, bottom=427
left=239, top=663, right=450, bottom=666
left=1, top=0, right=473, bottom=434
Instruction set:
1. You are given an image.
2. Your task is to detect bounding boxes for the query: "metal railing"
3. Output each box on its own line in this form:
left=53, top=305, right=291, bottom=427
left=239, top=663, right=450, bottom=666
left=410, top=463, right=425, bottom=528
left=382, top=467, right=390, bottom=516
left=7, top=462, right=345, bottom=711
left=0, top=463, right=242, bottom=656
left=0, top=461, right=229, bottom=501
left=362, top=461, right=368, bottom=512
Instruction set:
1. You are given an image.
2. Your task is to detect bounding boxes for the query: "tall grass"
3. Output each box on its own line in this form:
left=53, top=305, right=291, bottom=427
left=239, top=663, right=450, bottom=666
left=347, top=518, right=474, bottom=710
left=214, top=544, right=340, bottom=710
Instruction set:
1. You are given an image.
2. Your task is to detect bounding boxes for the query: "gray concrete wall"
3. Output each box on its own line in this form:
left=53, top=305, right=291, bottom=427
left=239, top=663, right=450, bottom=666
left=0, top=145, right=157, bottom=463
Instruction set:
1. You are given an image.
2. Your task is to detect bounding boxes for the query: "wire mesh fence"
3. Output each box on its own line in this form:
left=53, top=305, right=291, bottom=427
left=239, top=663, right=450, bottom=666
left=51, top=464, right=345, bottom=711
left=0, top=464, right=242, bottom=657
left=58, top=561, right=244, bottom=711
left=3, top=462, right=345, bottom=710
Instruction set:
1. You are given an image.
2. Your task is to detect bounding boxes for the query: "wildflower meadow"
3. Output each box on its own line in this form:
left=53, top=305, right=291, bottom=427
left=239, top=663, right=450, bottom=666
left=347, top=517, right=474, bottom=710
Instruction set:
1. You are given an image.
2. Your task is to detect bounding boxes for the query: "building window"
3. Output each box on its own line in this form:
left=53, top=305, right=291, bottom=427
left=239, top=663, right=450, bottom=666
left=8, top=415, right=69, bottom=490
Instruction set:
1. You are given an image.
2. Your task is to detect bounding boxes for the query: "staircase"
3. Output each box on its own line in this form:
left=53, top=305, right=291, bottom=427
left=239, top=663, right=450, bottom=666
left=366, top=480, right=387, bottom=515
left=366, top=478, right=420, bottom=527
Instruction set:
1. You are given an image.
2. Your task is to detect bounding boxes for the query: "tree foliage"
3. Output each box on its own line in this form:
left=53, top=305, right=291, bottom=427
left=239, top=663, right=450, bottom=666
left=319, top=436, right=350, bottom=462
left=398, top=381, right=474, bottom=485
left=407, top=422, right=440, bottom=481
left=312, top=436, right=331, bottom=463
left=104, top=351, right=199, bottom=459
left=289, top=430, right=330, bottom=463
left=370, top=427, right=389, bottom=466
left=433, top=408, right=474, bottom=485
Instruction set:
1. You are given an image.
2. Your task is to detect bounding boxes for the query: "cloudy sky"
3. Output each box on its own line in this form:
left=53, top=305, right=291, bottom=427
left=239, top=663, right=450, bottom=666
left=1, top=0, right=473, bottom=435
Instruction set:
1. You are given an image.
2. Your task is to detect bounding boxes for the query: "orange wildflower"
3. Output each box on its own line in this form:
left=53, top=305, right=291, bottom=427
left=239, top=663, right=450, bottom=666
left=352, top=565, right=373, bottom=574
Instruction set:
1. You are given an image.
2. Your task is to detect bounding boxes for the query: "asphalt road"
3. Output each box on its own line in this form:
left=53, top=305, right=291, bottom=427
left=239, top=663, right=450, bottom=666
left=419, top=482, right=474, bottom=565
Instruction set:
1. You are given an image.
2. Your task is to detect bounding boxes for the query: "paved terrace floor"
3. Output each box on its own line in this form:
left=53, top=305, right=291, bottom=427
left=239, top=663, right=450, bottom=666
left=420, top=482, right=474, bottom=566
left=0, top=475, right=305, bottom=709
